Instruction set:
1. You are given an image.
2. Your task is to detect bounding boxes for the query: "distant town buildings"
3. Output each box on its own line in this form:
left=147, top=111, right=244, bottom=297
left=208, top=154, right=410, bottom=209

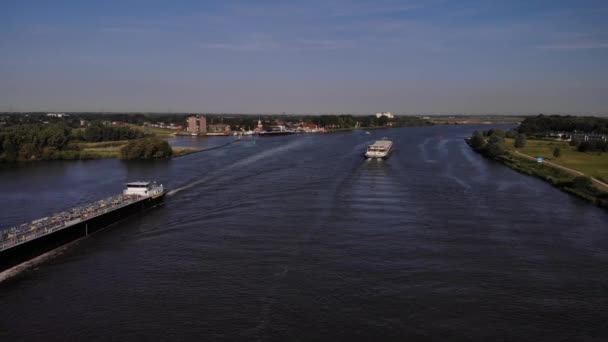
left=46, top=113, right=68, bottom=118
left=543, top=131, right=607, bottom=142
left=208, top=124, right=231, bottom=134
left=254, top=119, right=264, bottom=133
left=304, top=123, right=319, bottom=132
left=187, top=115, right=207, bottom=134
left=375, top=112, right=394, bottom=119
left=143, top=122, right=183, bottom=130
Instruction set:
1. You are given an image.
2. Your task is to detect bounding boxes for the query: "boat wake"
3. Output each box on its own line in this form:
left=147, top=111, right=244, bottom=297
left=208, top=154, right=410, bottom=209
left=167, top=139, right=309, bottom=197
left=418, top=137, right=433, bottom=162
left=0, top=238, right=83, bottom=283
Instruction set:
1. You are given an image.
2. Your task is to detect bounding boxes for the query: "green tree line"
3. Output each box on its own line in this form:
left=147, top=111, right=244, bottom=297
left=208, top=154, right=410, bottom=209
left=315, top=115, right=431, bottom=129
left=575, top=140, right=608, bottom=152
left=519, top=114, right=608, bottom=135
left=0, top=122, right=145, bottom=162
left=468, top=128, right=507, bottom=158
left=76, top=122, right=145, bottom=142
left=119, top=138, right=173, bottom=160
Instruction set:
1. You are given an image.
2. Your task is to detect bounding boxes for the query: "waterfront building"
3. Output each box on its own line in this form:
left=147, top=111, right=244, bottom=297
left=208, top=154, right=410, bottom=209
left=375, top=112, right=394, bottom=119
left=187, top=115, right=207, bottom=133
left=208, top=124, right=231, bottom=134
left=304, top=123, right=319, bottom=132
left=254, top=119, right=264, bottom=133
left=542, top=131, right=608, bottom=142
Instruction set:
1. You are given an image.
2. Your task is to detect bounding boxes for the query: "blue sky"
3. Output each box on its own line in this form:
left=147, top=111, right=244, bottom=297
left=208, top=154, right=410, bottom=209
left=1, top=0, right=607, bottom=114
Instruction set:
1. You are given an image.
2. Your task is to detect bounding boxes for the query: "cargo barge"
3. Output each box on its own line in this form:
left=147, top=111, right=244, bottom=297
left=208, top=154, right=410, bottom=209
left=0, top=181, right=166, bottom=272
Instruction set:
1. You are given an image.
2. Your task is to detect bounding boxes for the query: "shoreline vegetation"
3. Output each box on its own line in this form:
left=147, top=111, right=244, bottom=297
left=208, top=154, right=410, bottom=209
left=466, top=115, right=608, bottom=209
left=0, top=113, right=435, bottom=163
left=0, top=121, right=198, bottom=162
left=4, top=139, right=198, bottom=161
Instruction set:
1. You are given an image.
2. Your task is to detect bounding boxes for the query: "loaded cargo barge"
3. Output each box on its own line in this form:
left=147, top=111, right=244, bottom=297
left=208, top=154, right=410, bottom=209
left=0, top=181, right=166, bottom=273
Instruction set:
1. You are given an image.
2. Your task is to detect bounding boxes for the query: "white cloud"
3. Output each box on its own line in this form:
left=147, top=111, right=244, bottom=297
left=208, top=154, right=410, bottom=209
left=536, top=42, right=608, bottom=50
left=197, top=34, right=279, bottom=51
left=99, top=27, right=163, bottom=34
left=293, top=39, right=356, bottom=51
left=330, top=2, right=423, bottom=17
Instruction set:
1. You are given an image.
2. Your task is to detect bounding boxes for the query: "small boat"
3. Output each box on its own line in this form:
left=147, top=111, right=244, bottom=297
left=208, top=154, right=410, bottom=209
left=365, top=138, right=393, bottom=159
left=365, top=131, right=371, bottom=135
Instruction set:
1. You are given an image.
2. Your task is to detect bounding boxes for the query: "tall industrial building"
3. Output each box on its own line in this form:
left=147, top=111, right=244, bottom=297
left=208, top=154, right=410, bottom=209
left=187, top=115, right=207, bottom=133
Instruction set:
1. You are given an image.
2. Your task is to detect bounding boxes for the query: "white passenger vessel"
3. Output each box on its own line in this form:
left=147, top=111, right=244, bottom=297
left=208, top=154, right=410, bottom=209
left=365, top=138, right=393, bottom=159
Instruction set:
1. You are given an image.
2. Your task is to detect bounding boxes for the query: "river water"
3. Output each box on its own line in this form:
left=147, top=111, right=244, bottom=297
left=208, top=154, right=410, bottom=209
left=1, top=125, right=607, bottom=341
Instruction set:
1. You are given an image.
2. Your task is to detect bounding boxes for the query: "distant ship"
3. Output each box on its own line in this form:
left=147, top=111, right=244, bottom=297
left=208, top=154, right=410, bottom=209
left=365, top=138, right=393, bottom=159
left=0, top=181, right=166, bottom=272
left=259, top=125, right=295, bottom=136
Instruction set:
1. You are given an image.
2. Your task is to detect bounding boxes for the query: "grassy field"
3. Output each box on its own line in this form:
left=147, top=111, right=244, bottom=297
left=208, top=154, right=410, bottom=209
left=128, top=124, right=178, bottom=138
left=469, top=138, right=608, bottom=208
left=77, top=141, right=128, bottom=159
left=76, top=141, right=197, bottom=159
left=505, top=138, right=608, bottom=183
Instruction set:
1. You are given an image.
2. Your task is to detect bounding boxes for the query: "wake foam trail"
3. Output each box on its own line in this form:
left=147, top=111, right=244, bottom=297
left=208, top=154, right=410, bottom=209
left=442, top=140, right=472, bottom=191
left=167, top=138, right=308, bottom=197
left=437, top=138, right=449, bottom=158
left=166, top=177, right=210, bottom=196
left=459, top=139, right=488, bottom=177
left=418, top=137, right=433, bottom=162
left=227, top=138, right=307, bottom=169
left=0, top=239, right=82, bottom=283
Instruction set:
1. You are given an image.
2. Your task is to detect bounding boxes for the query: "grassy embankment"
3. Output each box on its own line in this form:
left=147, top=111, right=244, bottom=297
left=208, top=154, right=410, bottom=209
left=504, top=139, right=608, bottom=183
left=486, top=138, right=608, bottom=208
left=73, top=125, right=197, bottom=159
left=77, top=140, right=196, bottom=159
left=130, top=125, right=178, bottom=138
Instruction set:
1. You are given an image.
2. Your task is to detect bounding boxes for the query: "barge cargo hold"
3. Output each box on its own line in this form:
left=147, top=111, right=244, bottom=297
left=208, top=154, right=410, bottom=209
left=0, top=181, right=165, bottom=273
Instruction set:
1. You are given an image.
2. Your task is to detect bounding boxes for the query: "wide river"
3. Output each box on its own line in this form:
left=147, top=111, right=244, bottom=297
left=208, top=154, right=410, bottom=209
left=1, top=125, right=607, bottom=341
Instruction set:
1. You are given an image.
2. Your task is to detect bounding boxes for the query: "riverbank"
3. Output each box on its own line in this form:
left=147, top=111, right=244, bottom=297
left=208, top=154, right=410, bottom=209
left=504, top=138, right=608, bottom=183
left=0, top=140, right=199, bottom=162
left=4, top=124, right=608, bottom=342
left=73, top=141, right=198, bottom=160
left=467, top=138, right=608, bottom=209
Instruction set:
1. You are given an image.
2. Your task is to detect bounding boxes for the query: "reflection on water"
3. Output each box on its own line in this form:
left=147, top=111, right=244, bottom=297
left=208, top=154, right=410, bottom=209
left=1, top=125, right=608, bottom=341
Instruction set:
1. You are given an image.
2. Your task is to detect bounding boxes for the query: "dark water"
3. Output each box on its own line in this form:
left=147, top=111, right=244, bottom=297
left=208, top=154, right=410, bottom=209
left=1, top=126, right=607, bottom=341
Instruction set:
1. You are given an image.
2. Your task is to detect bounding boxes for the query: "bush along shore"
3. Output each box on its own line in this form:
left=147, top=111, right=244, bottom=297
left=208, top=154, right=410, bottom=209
left=119, top=137, right=173, bottom=160
left=0, top=121, right=198, bottom=162
left=466, top=128, right=608, bottom=209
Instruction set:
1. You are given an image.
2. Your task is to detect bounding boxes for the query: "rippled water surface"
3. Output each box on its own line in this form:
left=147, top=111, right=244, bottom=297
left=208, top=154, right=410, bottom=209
left=1, top=126, right=607, bottom=341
